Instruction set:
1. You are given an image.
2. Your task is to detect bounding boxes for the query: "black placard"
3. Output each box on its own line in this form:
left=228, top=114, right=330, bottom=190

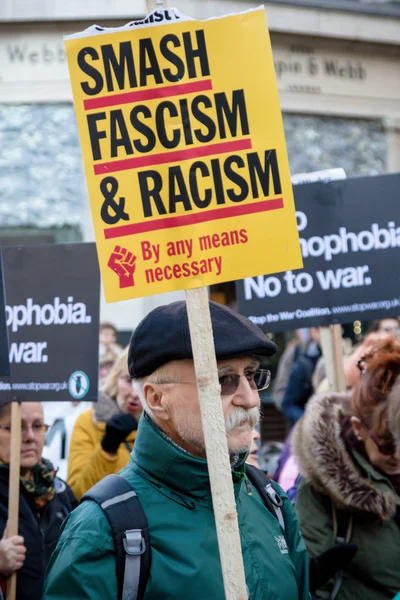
left=0, top=243, right=100, bottom=402
left=236, top=173, right=400, bottom=332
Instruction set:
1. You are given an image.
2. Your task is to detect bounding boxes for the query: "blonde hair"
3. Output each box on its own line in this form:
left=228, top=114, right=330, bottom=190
left=101, top=346, right=129, bottom=399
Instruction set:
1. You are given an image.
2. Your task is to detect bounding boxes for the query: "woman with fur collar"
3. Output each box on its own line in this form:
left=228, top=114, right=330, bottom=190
left=67, top=347, right=143, bottom=500
left=293, top=336, right=400, bottom=600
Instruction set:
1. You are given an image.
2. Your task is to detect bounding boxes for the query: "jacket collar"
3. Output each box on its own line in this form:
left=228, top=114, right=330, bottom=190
left=131, top=413, right=246, bottom=499
left=292, top=392, right=398, bottom=519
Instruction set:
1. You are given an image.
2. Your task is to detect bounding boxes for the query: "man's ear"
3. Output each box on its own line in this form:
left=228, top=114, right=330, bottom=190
left=351, top=416, right=365, bottom=441
left=143, top=383, right=170, bottom=421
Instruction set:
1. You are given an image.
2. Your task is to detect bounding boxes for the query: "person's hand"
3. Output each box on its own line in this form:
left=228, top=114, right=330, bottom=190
left=0, top=524, right=26, bottom=577
left=309, top=543, right=358, bottom=593
left=101, top=414, right=138, bottom=455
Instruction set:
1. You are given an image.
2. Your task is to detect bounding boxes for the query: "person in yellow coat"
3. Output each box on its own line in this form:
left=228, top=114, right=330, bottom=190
left=67, top=347, right=143, bottom=500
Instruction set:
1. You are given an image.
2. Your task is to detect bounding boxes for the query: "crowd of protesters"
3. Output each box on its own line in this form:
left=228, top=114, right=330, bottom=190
left=0, top=306, right=399, bottom=599
left=67, top=346, right=142, bottom=500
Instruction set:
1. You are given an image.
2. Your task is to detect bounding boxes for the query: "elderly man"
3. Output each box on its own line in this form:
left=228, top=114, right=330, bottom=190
left=44, top=301, right=309, bottom=599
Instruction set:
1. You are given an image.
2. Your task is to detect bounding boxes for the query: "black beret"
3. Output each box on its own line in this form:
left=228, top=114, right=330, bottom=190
left=128, top=300, right=277, bottom=378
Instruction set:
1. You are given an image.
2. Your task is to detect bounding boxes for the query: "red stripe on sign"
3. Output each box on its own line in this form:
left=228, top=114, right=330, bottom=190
left=84, top=79, right=213, bottom=110
left=94, top=138, right=252, bottom=175
left=103, top=198, right=284, bottom=239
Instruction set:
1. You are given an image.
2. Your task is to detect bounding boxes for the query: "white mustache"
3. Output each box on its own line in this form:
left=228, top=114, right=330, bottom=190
left=225, top=407, right=260, bottom=432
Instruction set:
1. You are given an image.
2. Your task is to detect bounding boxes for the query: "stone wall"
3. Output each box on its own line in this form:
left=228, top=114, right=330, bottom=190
left=0, top=103, right=85, bottom=229
left=283, top=113, right=386, bottom=177
left=0, top=104, right=387, bottom=231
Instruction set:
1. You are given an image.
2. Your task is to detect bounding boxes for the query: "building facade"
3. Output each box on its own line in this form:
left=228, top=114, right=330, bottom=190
left=0, top=0, right=399, bottom=330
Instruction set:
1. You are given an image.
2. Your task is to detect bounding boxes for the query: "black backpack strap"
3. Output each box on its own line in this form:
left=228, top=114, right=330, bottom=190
left=330, top=503, right=353, bottom=599
left=81, top=474, right=151, bottom=600
left=245, top=464, right=286, bottom=532
left=332, top=504, right=353, bottom=544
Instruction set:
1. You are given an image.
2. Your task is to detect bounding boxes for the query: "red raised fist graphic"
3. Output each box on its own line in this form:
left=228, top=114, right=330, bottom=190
left=108, top=246, right=137, bottom=288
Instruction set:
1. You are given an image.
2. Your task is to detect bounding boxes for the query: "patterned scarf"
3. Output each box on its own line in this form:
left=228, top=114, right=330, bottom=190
left=0, top=457, right=56, bottom=511
left=20, top=458, right=56, bottom=510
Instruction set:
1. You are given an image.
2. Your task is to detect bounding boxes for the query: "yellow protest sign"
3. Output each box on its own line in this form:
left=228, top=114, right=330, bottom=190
left=65, top=8, right=302, bottom=302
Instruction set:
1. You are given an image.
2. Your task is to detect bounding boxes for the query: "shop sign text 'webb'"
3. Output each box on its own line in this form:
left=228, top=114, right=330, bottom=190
left=65, top=7, right=302, bottom=302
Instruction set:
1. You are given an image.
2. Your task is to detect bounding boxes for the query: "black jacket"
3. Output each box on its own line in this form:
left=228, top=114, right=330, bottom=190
left=281, top=341, right=321, bottom=426
left=0, top=469, right=77, bottom=600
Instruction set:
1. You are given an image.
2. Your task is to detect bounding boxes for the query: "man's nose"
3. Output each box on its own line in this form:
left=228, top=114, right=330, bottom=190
left=232, top=376, right=259, bottom=408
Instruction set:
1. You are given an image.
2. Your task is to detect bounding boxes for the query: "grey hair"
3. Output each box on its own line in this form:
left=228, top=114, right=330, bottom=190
left=132, top=377, right=154, bottom=419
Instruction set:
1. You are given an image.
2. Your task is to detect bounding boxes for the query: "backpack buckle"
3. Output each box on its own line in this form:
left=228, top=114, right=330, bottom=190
left=123, top=529, right=146, bottom=556
left=265, top=484, right=283, bottom=508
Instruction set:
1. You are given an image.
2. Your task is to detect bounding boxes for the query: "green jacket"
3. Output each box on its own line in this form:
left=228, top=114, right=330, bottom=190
left=44, top=414, right=309, bottom=599
left=293, top=392, right=400, bottom=600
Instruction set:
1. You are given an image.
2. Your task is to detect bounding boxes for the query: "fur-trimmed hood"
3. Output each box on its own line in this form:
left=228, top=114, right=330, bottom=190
left=292, top=392, right=397, bottom=520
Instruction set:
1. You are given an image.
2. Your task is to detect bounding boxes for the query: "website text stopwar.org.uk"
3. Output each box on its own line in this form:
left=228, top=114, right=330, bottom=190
left=249, top=296, right=400, bottom=326
left=0, top=381, right=68, bottom=392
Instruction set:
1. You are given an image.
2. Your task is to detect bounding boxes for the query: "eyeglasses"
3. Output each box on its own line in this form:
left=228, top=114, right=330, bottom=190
left=149, top=369, right=271, bottom=396
left=0, top=424, right=49, bottom=435
left=218, top=369, right=271, bottom=395
left=359, top=418, right=397, bottom=456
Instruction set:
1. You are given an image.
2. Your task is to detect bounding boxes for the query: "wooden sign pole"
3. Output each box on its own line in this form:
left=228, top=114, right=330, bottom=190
left=7, top=401, right=22, bottom=600
left=320, top=324, right=346, bottom=393
left=186, top=288, right=248, bottom=600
